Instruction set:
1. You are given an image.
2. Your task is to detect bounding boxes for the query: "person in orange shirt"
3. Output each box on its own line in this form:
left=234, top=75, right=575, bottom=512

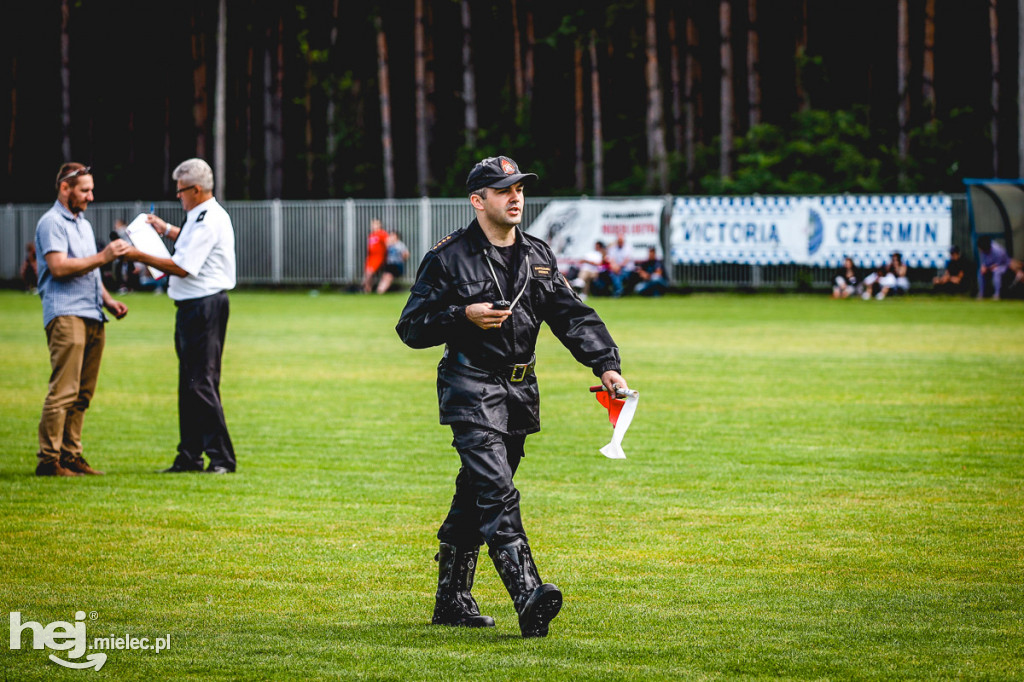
left=362, top=218, right=389, bottom=292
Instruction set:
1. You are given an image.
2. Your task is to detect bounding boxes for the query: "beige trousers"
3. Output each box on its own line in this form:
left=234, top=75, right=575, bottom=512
left=38, top=316, right=105, bottom=464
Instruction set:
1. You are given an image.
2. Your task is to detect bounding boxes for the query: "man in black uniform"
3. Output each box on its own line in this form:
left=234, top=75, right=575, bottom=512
left=396, top=156, right=628, bottom=638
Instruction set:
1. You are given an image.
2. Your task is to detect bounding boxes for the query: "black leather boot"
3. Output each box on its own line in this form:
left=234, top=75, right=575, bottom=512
left=432, top=543, right=495, bottom=627
left=490, top=539, right=562, bottom=637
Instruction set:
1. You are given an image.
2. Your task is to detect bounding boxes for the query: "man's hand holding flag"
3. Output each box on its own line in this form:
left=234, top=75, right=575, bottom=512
left=590, top=377, right=639, bottom=460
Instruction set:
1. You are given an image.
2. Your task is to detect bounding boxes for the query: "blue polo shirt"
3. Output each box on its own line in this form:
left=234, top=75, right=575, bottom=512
left=35, top=201, right=106, bottom=328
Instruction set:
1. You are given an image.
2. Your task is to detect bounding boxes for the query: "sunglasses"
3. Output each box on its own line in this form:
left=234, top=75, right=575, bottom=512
left=175, top=185, right=197, bottom=196
left=58, top=166, right=92, bottom=184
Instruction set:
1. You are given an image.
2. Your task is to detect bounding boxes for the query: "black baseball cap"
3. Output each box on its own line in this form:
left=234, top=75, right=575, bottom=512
left=466, top=156, right=537, bottom=192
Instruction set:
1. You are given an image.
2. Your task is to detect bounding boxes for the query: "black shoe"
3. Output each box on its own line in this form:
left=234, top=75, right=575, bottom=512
left=432, top=543, right=495, bottom=628
left=204, top=465, right=233, bottom=474
left=490, top=540, right=562, bottom=638
left=160, top=463, right=203, bottom=473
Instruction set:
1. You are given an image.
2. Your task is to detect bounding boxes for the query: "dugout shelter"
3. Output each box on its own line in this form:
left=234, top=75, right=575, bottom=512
left=964, top=178, right=1024, bottom=297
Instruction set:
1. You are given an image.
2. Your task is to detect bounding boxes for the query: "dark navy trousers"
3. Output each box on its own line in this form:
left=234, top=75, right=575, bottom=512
left=173, top=291, right=236, bottom=471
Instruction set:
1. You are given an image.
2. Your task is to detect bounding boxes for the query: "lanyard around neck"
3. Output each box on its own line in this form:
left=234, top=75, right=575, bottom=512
left=486, top=249, right=531, bottom=311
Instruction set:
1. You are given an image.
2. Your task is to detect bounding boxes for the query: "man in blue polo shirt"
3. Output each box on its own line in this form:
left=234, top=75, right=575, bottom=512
left=34, top=163, right=130, bottom=477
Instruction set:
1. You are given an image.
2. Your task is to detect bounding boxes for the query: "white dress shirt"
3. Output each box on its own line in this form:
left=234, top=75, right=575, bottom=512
left=168, top=198, right=236, bottom=301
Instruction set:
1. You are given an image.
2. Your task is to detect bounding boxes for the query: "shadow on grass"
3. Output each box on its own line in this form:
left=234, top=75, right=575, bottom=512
left=327, top=620, right=532, bottom=645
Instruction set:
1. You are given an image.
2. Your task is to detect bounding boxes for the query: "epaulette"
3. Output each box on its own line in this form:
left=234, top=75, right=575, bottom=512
left=430, top=228, right=464, bottom=253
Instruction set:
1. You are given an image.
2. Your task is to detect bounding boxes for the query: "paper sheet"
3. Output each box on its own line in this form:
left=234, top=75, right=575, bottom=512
left=599, top=390, right=639, bottom=459
left=123, top=213, right=171, bottom=280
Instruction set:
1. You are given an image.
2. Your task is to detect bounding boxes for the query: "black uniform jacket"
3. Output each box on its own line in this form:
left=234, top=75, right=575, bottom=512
left=396, top=219, right=621, bottom=435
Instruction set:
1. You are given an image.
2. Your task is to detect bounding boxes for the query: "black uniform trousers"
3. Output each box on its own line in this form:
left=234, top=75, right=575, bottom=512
left=172, top=291, right=236, bottom=471
left=438, top=423, right=528, bottom=550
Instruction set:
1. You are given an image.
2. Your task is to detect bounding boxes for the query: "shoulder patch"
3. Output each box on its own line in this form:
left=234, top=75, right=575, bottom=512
left=430, top=229, right=464, bottom=253
left=196, top=210, right=207, bottom=223
left=532, top=264, right=553, bottom=278
left=560, top=272, right=584, bottom=301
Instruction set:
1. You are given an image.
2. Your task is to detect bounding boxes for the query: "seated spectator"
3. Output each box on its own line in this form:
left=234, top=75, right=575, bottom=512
left=572, top=241, right=612, bottom=299
left=832, top=256, right=861, bottom=299
left=932, top=245, right=966, bottom=295
left=863, top=251, right=908, bottom=300
left=108, top=218, right=134, bottom=292
left=876, top=251, right=909, bottom=299
left=376, top=230, right=409, bottom=294
left=606, top=235, right=634, bottom=297
left=362, top=218, right=389, bottom=293
left=20, top=242, right=38, bottom=293
left=976, top=235, right=1012, bottom=300
left=860, top=263, right=886, bottom=299
left=134, top=262, right=167, bottom=295
left=634, top=247, right=668, bottom=297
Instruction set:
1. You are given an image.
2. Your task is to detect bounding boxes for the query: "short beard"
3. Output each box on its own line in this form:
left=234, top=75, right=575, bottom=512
left=68, top=200, right=87, bottom=215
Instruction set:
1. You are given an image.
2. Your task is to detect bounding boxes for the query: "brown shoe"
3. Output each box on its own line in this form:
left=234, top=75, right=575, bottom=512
left=60, top=455, right=105, bottom=476
left=36, top=460, right=81, bottom=477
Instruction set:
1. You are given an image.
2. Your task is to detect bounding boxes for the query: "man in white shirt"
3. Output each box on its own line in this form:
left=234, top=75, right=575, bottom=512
left=606, top=235, right=634, bottom=297
left=124, top=158, right=238, bottom=473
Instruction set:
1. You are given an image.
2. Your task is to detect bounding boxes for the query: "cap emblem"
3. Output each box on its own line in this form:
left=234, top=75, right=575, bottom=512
left=501, top=158, right=516, bottom=175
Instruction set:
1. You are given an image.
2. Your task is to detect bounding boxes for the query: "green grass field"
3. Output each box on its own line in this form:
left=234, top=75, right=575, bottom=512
left=1, top=289, right=1022, bottom=681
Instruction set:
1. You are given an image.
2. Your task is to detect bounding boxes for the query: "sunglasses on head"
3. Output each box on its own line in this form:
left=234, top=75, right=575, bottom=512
left=58, top=166, right=92, bottom=184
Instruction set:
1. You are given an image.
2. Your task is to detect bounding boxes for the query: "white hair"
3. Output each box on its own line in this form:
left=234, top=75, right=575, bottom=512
left=172, top=158, right=215, bottom=192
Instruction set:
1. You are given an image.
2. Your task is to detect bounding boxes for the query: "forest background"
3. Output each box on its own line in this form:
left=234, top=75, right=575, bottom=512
left=1, top=0, right=1022, bottom=204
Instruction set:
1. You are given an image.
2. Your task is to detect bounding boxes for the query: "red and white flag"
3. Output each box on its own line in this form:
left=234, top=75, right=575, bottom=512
left=591, top=387, right=640, bottom=459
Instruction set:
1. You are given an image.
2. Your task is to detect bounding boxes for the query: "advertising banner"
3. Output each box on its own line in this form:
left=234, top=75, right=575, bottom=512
left=669, top=195, right=952, bottom=268
left=525, top=199, right=666, bottom=267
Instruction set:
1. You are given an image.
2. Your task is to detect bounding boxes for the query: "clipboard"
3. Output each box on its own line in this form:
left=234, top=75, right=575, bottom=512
left=123, top=213, right=171, bottom=280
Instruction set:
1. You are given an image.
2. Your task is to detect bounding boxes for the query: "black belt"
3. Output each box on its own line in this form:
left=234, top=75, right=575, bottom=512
left=451, top=351, right=536, bottom=382
left=173, top=291, right=227, bottom=307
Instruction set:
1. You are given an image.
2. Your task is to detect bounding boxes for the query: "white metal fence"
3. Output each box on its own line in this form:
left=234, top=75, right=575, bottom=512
left=2, top=194, right=970, bottom=290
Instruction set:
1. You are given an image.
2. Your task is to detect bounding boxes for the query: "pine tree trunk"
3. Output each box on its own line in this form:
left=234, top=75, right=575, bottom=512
left=426, top=1, right=437, bottom=132
left=645, top=0, right=668, bottom=193
left=746, top=0, right=761, bottom=129
left=163, top=94, right=172, bottom=195
left=511, top=0, right=524, bottom=107
left=574, top=40, right=585, bottom=193
left=524, top=3, right=536, bottom=102
left=685, top=11, right=700, bottom=190
left=60, top=0, right=71, bottom=161
left=326, top=0, right=339, bottom=195
left=7, top=56, right=15, bottom=177
left=989, top=0, right=1000, bottom=174
left=897, top=0, right=910, bottom=177
left=589, top=30, right=604, bottom=197
left=244, top=44, right=254, bottom=197
left=1019, top=0, right=1023, bottom=177
left=922, top=0, right=936, bottom=120
left=264, top=17, right=284, bottom=198
left=668, top=7, right=683, bottom=154
left=795, top=0, right=809, bottom=112
left=375, top=14, right=395, bottom=199
left=461, top=0, right=478, bottom=149
left=415, top=0, right=430, bottom=196
left=214, top=0, right=227, bottom=196
left=191, top=12, right=209, bottom=160
left=303, top=54, right=314, bottom=195
left=719, top=0, right=733, bottom=179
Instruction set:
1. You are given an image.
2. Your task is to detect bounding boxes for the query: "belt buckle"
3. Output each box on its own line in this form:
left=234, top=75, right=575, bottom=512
left=510, top=363, right=528, bottom=382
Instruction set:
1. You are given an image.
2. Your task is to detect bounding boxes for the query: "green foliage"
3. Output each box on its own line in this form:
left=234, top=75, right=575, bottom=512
left=686, top=105, right=986, bottom=197
left=700, top=108, right=885, bottom=195
left=897, top=108, right=978, bottom=193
